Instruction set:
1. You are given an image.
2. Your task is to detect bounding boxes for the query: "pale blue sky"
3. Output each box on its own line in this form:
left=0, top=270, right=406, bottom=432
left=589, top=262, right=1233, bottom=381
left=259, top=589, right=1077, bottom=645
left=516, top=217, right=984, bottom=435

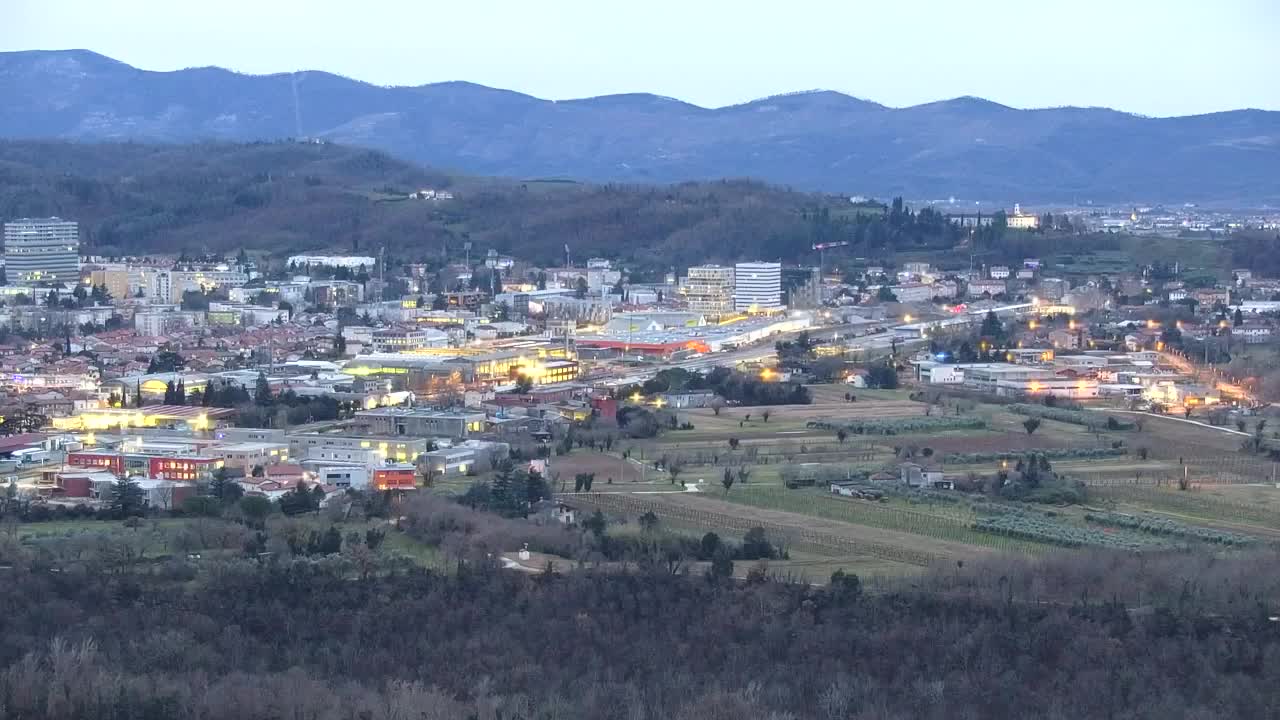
left=6, top=0, right=1278, bottom=115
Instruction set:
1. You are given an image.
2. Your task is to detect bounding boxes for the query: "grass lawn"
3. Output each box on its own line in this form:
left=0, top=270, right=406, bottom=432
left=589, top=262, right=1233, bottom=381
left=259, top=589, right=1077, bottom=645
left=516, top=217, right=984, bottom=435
left=718, top=485, right=1043, bottom=554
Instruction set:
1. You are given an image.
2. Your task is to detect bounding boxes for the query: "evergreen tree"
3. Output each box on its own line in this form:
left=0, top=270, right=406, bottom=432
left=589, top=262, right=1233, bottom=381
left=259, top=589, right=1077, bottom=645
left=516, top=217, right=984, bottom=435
left=255, top=372, right=273, bottom=406
left=107, top=475, right=145, bottom=518
left=133, top=382, right=143, bottom=408
left=175, top=380, right=186, bottom=405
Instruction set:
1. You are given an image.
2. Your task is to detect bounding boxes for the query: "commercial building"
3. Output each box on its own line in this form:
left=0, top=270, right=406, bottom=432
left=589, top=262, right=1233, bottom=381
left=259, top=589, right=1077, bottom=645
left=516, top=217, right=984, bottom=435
left=4, top=217, right=80, bottom=285
left=287, top=433, right=433, bottom=465
left=355, top=408, right=487, bottom=439
left=733, top=262, right=782, bottom=311
left=683, top=265, right=735, bottom=317
left=782, top=266, right=822, bottom=309
left=370, top=327, right=450, bottom=353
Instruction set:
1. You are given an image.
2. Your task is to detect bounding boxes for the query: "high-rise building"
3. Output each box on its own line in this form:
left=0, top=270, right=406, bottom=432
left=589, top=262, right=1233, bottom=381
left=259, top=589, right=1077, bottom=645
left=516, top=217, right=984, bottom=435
left=683, top=265, right=736, bottom=317
left=734, top=262, right=782, bottom=311
left=4, top=217, right=80, bottom=285
left=782, top=266, right=822, bottom=309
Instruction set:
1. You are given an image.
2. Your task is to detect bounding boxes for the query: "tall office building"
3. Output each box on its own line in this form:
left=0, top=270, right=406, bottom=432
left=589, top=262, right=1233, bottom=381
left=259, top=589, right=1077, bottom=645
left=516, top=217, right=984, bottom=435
left=683, top=265, right=736, bottom=317
left=734, top=262, right=782, bottom=311
left=3, top=217, right=80, bottom=285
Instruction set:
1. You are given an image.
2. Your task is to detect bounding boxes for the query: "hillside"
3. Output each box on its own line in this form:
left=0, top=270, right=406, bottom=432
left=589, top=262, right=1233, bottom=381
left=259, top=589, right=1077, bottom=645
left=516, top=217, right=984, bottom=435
left=0, top=139, right=890, bottom=268
left=2, top=50, right=1279, bottom=204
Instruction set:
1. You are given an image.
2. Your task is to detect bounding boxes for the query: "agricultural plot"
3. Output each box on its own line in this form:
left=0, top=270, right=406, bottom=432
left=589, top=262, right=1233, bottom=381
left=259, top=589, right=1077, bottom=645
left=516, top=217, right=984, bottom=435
left=549, top=452, right=651, bottom=486
left=1007, top=404, right=1135, bottom=430
left=1084, top=511, right=1255, bottom=546
left=721, top=486, right=1027, bottom=548
left=1095, top=485, right=1280, bottom=532
left=973, top=510, right=1159, bottom=550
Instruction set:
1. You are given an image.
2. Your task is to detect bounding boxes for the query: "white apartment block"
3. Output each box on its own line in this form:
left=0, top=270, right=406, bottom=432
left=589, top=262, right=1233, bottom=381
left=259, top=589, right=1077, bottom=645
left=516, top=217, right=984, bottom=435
left=4, top=217, right=80, bottom=285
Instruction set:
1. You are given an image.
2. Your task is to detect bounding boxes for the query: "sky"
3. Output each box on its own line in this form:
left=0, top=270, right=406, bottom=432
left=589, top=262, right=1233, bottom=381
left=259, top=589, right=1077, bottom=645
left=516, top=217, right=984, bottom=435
left=5, top=0, right=1279, bottom=116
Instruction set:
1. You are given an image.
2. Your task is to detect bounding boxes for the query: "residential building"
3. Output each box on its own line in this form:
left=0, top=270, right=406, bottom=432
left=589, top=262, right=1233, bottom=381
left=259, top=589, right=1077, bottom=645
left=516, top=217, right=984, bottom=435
left=683, top=265, right=735, bottom=317
left=152, top=269, right=249, bottom=304
left=4, top=217, right=80, bottom=284
left=968, top=279, right=1007, bottom=297
left=1237, top=323, right=1273, bottom=344
left=287, top=255, right=377, bottom=270
left=989, top=266, right=1011, bottom=280
left=733, top=262, right=782, bottom=311
left=889, top=283, right=932, bottom=303
left=88, top=267, right=130, bottom=301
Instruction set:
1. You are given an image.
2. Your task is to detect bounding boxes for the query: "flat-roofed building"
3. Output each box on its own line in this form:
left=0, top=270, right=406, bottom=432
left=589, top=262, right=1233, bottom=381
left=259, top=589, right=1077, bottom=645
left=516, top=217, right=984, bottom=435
left=683, top=265, right=735, bottom=317
left=355, top=408, right=487, bottom=439
left=733, top=262, right=781, bottom=311
left=4, top=217, right=80, bottom=285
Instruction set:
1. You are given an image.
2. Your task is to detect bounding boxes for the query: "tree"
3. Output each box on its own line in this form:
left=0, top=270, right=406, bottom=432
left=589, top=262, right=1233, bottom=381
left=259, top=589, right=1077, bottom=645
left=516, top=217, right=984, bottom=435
left=582, top=509, right=608, bottom=539
left=710, top=397, right=725, bottom=416
left=1234, top=308, right=1244, bottom=327
left=239, top=495, right=274, bottom=529
left=574, top=276, right=589, bottom=299
left=638, top=511, right=659, bottom=533
left=667, top=459, right=685, bottom=486
left=280, top=480, right=319, bottom=516
left=761, top=410, right=771, bottom=423
left=866, top=364, right=899, bottom=389
left=1023, top=417, right=1042, bottom=435
left=255, top=372, right=273, bottom=406
left=980, top=310, right=1005, bottom=341
left=876, top=285, right=898, bottom=302
left=107, top=475, right=145, bottom=519
left=514, top=375, right=534, bottom=394
left=721, top=467, right=735, bottom=494
left=836, top=428, right=849, bottom=444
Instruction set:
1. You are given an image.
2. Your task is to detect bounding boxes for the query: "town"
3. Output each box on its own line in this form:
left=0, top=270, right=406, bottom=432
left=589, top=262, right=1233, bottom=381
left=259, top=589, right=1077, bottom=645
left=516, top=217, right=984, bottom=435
left=0, top=209, right=1274, bottom=516
left=4, top=8, right=1280, bottom=716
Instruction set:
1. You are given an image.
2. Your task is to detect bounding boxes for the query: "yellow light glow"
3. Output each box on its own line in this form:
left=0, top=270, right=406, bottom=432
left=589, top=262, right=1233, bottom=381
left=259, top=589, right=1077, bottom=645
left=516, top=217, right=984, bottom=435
left=630, top=392, right=642, bottom=403
left=904, top=314, right=913, bottom=323
left=760, top=368, right=777, bottom=381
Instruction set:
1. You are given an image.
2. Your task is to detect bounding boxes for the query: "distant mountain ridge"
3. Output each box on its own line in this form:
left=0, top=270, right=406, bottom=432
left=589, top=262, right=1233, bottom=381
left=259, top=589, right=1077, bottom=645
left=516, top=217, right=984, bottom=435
left=2, top=49, right=1278, bottom=204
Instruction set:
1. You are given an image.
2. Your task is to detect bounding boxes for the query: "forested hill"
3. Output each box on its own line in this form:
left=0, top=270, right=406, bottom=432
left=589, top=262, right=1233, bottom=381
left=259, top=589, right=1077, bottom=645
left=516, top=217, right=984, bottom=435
left=3, top=50, right=1280, bottom=204
left=0, top=139, right=975, bottom=269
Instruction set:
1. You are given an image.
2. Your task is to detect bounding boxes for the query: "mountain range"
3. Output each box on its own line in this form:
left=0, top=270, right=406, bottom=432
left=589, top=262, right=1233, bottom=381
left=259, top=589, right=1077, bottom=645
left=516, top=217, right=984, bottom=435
left=2, top=49, right=1278, bottom=205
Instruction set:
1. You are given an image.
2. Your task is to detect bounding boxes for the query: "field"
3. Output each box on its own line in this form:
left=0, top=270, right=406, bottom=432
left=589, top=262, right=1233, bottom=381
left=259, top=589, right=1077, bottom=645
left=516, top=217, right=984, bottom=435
left=568, top=383, right=1280, bottom=578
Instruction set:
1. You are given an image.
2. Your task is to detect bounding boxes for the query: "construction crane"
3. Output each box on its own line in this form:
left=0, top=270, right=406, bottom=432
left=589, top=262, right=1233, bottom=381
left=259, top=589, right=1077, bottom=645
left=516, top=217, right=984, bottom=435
left=812, top=241, right=850, bottom=280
